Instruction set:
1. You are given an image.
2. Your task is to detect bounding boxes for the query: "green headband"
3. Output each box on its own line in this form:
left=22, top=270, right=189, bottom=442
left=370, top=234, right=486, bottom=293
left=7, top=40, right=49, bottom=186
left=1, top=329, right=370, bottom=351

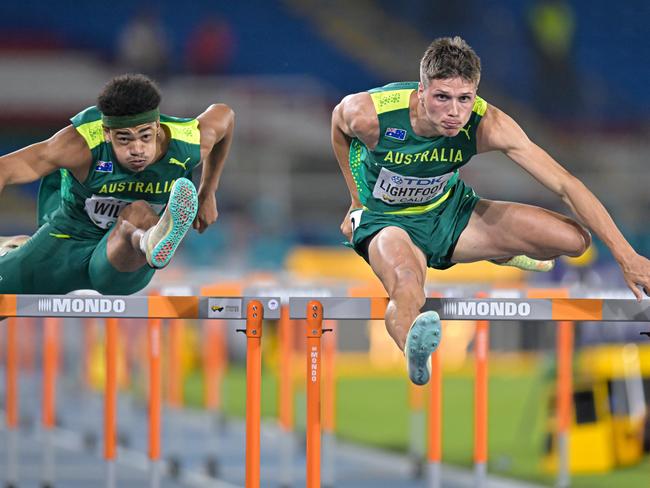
left=101, top=108, right=160, bottom=129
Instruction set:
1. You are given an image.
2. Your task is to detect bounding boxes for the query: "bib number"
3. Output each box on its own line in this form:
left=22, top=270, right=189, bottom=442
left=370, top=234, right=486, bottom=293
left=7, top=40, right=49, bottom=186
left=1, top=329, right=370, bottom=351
left=84, top=195, right=165, bottom=229
left=372, top=167, right=453, bottom=205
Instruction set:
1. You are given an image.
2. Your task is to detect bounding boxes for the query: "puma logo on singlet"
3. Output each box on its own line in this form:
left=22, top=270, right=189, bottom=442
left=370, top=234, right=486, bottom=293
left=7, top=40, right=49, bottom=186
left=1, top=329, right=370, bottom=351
left=458, top=125, right=471, bottom=140
left=169, top=157, right=190, bottom=169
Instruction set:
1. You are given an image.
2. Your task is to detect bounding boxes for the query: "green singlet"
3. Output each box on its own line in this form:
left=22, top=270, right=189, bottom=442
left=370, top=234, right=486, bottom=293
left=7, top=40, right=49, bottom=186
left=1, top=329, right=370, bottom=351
left=349, top=82, right=487, bottom=269
left=0, top=106, right=202, bottom=294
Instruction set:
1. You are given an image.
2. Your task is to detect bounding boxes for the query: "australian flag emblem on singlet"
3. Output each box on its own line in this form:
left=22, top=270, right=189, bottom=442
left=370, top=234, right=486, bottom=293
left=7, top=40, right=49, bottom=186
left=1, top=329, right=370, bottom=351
left=385, top=127, right=407, bottom=141
left=95, top=160, right=113, bottom=173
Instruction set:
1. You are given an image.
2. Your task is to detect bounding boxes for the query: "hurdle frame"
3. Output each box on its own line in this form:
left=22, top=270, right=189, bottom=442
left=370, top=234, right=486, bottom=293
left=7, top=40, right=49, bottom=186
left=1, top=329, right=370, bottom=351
left=291, top=295, right=650, bottom=488
left=0, top=294, right=280, bottom=488
left=3, top=293, right=649, bottom=487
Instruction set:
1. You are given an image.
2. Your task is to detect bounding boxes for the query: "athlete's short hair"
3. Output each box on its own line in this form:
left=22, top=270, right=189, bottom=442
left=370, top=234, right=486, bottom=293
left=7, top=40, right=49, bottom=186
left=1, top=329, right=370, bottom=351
left=420, top=37, right=481, bottom=87
left=97, top=73, right=161, bottom=116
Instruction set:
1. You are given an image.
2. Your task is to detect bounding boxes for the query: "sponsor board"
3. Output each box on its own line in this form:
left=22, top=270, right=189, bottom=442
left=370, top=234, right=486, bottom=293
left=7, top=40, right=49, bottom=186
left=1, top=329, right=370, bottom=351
left=18, top=296, right=147, bottom=317
left=437, top=299, right=550, bottom=320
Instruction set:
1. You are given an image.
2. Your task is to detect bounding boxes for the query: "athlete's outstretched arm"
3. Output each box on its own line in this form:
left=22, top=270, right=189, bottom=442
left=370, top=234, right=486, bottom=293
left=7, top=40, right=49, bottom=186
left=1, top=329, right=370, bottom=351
left=331, top=93, right=379, bottom=240
left=0, top=126, right=91, bottom=194
left=194, top=103, right=235, bottom=233
left=477, top=105, right=650, bottom=299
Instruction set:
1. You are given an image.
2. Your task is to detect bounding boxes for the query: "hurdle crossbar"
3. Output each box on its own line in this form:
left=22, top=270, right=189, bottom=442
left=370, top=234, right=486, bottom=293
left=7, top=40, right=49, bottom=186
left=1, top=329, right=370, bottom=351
left=0, top=295, right=281, bottom=319
left=289, top=297, right=650, bottom=321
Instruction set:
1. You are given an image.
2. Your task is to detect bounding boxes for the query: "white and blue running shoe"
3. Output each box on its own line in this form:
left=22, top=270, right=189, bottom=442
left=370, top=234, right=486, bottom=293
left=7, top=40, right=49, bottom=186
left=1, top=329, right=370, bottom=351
left=405, top=310, right=442, bottom=385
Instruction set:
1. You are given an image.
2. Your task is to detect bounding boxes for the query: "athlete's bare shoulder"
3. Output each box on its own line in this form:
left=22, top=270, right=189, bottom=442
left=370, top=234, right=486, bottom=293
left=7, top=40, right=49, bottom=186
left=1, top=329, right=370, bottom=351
left=476, top=103, right=528, bottom=154
left=333, top=92, right=379, bottom=149
left=196, top=103, right=235, bottom=156
left=47, top=125, right=93, bottom=170
left=197, top=103, right=234, bottom=132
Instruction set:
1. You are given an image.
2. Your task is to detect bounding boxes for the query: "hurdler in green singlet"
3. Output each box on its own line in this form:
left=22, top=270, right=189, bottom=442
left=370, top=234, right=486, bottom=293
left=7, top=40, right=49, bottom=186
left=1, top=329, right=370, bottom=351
left=2, top=106, right=202, bottom=294
left=0, top=72, right=235, bottom=296
left=39, top=106, right=201, bottom=236
left=349, top=82, right=487, bottom=268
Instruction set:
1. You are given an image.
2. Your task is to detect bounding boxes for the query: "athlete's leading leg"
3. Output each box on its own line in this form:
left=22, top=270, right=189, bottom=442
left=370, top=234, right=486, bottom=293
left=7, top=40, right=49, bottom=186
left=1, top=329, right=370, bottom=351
left=367, top=227, right=441, bottom=385
left=106, top=177, right=198, bottom=272
left=107, top=200, right=158, bottom=272
left=452, top=199, right=590, bottom=264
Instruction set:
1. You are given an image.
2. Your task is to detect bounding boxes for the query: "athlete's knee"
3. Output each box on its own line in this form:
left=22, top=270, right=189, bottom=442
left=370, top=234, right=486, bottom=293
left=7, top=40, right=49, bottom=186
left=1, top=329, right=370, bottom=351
left=121, top=200, right=153, bottom=218
left=118, top=200, right=157, bottom=229
left=565, top=221, right=591, bottom=257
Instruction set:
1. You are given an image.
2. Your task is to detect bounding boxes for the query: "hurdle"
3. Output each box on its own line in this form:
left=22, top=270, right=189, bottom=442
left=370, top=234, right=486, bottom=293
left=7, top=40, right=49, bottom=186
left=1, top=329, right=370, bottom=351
left=5, top=318, right=18, bottom=488
left=42, top=317, right=61, bottom=488
left=0, top=293, right=280, bottom=488
left=290, top=295, right=650, bottom=488
left=242, top=281, right=340, bottom=488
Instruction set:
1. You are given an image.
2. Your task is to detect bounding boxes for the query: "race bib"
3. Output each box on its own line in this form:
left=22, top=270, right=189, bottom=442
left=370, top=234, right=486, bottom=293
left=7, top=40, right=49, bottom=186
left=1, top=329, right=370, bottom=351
left=84, top=195, right=165, bottom=229
left=372, top=167, right=453, bottom=205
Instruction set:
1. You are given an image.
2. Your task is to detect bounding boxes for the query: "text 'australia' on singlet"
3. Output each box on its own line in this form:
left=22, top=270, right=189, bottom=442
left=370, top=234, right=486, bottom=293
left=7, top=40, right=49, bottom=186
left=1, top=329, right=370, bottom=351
left=39, top=106, right=202, bottom=238
left=349, top=81, right=487, bottom=215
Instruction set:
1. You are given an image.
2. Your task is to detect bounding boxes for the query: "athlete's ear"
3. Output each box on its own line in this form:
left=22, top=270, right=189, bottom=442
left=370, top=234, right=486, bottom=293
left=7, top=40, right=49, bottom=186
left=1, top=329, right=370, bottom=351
left=417, top=82, right=424, bottom=105
left=102, top=126, right=111, bottom=143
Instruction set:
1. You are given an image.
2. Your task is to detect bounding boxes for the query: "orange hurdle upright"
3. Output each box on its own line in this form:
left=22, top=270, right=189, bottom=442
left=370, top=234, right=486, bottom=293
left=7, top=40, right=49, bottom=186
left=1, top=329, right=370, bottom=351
left=104, top=318, right=119, bottom=488
left=42, top=317, right=60, bottom=487
left=148, top=318, right=162, bottom=488
left=556, top=320, right=574, bottom=488
left=305, top=301, right=324, bottom=488
left=245, top=300, right=263, bottom=488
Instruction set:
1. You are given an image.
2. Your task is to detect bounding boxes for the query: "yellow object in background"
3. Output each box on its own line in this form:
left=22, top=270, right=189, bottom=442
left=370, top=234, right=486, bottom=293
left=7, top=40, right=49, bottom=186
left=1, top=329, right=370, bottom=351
left=543, top=382, right=616, bottom=473
left=543, top=344, right=649, bottom=474
left=561, top=243, right=597, bottom=267
left=286, top=246, right=525, bottom=283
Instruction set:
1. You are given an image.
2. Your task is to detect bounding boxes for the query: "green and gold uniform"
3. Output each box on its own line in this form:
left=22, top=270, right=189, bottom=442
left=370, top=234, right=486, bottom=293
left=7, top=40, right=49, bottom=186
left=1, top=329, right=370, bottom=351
left=349, top=82, right=487, bottom=269
left=0, top=106, right=201, bottom=294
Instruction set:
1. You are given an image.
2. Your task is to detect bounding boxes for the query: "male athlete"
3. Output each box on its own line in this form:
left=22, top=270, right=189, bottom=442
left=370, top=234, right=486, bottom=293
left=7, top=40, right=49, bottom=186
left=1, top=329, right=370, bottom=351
left=332, top=37, right=650, bottom=385
left=0, top=73, right=234, bottom=294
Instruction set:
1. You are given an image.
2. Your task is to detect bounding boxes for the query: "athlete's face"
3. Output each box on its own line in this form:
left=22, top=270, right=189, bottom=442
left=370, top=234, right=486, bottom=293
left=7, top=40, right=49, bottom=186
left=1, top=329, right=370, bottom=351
left=104, top=121, right=159, bottom=172
left=418, top=77, right=477, bottom=137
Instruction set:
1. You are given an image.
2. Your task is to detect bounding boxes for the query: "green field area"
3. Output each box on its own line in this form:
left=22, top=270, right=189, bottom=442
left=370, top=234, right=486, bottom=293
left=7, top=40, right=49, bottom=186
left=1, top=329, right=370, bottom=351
left=183, top=366, right=649, bottom=488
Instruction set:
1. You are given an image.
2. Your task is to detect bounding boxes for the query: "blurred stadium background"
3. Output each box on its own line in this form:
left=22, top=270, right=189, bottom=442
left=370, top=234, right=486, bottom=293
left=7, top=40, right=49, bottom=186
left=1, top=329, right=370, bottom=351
left=1, top=1, right=650, bottom=487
